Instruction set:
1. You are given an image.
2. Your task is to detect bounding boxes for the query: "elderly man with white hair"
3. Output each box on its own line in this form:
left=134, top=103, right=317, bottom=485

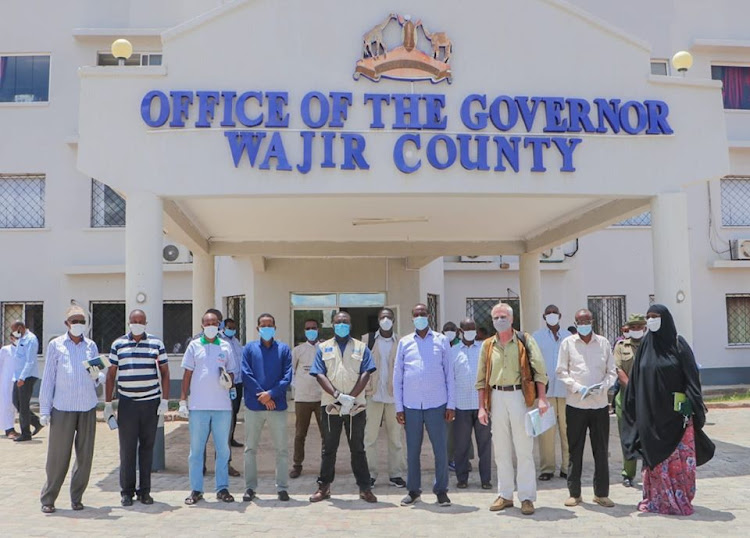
left=38, top=305, right=105, bottom=514
left=476, top=302, right=549, bottom=516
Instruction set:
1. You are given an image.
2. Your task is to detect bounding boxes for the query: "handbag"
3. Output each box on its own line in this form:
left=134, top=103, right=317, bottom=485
left=695, top=427, right=715, bottom=466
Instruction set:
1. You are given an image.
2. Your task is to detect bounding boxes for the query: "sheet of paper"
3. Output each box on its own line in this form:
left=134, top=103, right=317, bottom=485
left=525, top=407, right=557, bottom=437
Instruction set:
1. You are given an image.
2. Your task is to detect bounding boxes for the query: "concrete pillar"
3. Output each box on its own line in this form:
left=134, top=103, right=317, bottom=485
left=240, top=256, right=256, bottom=341
left=192, top=251, right=215, bottom=333
left=519, top=253, right=542, bottom=333
left=651, top=192, right=693, bottom=343
left=125, top=191, right=163, bottom=337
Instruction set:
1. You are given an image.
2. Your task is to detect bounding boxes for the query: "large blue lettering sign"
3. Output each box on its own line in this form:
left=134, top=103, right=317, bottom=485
left=140, top=90, right=673, bottom=173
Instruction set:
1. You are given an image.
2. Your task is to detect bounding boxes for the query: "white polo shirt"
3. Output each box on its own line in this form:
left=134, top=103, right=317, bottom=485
left=181, top=336, right=237, bottom=411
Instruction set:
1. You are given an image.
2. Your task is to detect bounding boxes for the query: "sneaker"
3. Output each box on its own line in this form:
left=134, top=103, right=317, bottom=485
left=278, top=490, right=290, bottom=502
left=622, top=477, right=634, bottom=488
left=564, top=496, right=582, bottom=507
left=400, top=491, right=421, bottom=506
left=359, top=489, right=378, bottom=503
left=593, top=496, right=615, bottom=508
left=242, top=489, right=256, bottom=502
left=521, top=500, right=535, bottom=515
left=448, top=460, right=456, bottom=472
left=436, top=492, right=451, bottom=507
left=489, top=496, right=514, bottom=511
left=389, top=477, right=406, bottom=488
left=370, top=477, right=376, bottom=487
left=457, top=481, right=468, bottom=489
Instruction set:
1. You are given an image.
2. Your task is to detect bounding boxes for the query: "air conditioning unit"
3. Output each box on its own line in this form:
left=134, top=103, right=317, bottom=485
left=460, top=256, right=495, bottom=263
left=540, top=247, right=564, bottom=263
left=163, top=241, right=193, bottom=264
left=730, top=239, right=750, bottom=260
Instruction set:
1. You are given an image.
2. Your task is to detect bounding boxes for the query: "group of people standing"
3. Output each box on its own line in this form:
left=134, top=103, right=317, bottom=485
left=3, top=298, right=709, bottom=518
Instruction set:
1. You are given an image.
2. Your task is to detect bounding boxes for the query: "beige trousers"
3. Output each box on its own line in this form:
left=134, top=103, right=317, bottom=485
left=538, top=396, right=569, bottom=474
left=364, top=398, right=405, bottom=480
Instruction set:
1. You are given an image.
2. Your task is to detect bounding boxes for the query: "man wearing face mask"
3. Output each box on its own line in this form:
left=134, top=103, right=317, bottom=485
left=223, top=318, right=244, bottom=449
left=290, top=319, right=323, bottom=479
left=180, top=311, right=238, bottom=505
left=533, top=304, right=572, bottom=482
left=309, top=311, right=378, bottom=503
left=0, top=335, right=18, bottom=438
left=107, top=309, right=170, bottom=506
left=39, top=306, right=105, bottom=513
left=556, top=309, right=617, bottom=508
left=442, top=320, right=462, bottom=472
left=476, top=303, right=548, bottom=515
left=394, top=303, right=455, bottom=508
left=10, top=319, right=42, bottom=442
left=241, top=313, right=293, bottom=502
left=613, top=313, right=646, bottom=487
left=362, top=308, right=405, bottom=488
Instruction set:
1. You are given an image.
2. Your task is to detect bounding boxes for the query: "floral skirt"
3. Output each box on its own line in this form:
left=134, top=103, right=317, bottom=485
left=638, top=421, right=696, bottom=516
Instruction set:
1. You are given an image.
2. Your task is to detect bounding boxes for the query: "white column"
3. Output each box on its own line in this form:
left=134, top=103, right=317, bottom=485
left=240, top=256, right=256, bottom=340
left=651, top=192, right=693, bottom=343
left=125, top=191, right=164, bottom=337
left=519, top=253, right=542, bottom=333
left=192, top=251, right=215, bottom=334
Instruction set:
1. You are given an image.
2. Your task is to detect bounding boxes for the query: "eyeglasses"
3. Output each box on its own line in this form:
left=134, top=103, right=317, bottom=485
left=68, top=319, right=86, bottom=325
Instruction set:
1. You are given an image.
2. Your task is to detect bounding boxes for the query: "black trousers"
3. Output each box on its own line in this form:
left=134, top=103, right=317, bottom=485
left=566, top=405, right=610, bottom=498
left=118, top=397, right=159, bottom=496
left=13, top=376, right=40, bottom=436
left=453, top=409, right=492, bottom=484
left=318, top=408, right=371, bottom=491
left=230, top=383, right=243, bottom=442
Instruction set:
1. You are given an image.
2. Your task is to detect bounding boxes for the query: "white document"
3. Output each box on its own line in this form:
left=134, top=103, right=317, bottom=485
left=525, top=407, right=557, bottom=437
left=581, top=382, right=604, bottom=400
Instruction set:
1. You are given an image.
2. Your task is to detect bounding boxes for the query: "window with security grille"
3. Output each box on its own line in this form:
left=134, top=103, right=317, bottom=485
left=91, top=179, right=126, bottom=227
left=225, top=295, right=247, bottom=345
left=613, top=211, right=651, bottom=227
left=427, top=293, right=439, bottom=330
left=164, top=301, right=192, bottom=354
left=587, top=295, right=626, bottom=345
left=466, top=297, right=521, bottom=335
left=726, top=294, right=750, bottom=345
left=0, top=174, right=45, bottom=228
left=2, top=302, right=43, bottom=350
left=91, top=302, right=126, bottom=354
left=721, top=177, right=750, bottom=226
left=0, top=55, right=50, bottom=102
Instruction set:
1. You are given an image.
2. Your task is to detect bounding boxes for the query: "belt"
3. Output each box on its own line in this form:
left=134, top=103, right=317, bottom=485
left=492, top=384, right=522, bottom=391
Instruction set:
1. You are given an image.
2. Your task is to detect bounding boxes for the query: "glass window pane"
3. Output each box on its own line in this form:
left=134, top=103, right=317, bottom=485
left=721, top=177, right=750, bottom=226
left=650, top=61, right=668, bottom=76
left=0, top=174, right=45, bottom=228
left=338, top=293, right=386, bottom=307
left=91, top=302, right=126, bottom=354
left=163, top=302, right=192, bottom=354
left=0, top=55, right=50, bottom=102
left=711, top=65, right=750, bottom=110
left=291, top=293, right=337, bottom=308
left=727, top=295, right=750, bottom=345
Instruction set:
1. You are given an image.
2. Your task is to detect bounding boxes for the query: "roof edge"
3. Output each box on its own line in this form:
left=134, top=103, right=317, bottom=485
left=161, top=0, right=251, bottom=44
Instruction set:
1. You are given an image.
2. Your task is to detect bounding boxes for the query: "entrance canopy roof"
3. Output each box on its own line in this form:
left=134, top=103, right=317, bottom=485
left=76, top=0, right=728, bottom=258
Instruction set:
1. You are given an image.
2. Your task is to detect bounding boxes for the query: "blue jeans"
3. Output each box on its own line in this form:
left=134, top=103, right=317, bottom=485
left=188, top=410, right=232, bottom=493
left=404, top=405, right=449, bottom=495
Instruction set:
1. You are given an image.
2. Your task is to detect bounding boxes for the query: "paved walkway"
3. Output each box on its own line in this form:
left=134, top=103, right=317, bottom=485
left=0, top=407, right=748, bottom=536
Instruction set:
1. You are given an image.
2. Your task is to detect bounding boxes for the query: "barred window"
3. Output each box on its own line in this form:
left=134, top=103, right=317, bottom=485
left=427, top=293, right=440, bottom=331
left=225, top=295, right=247, bottom=345
left=727, top=294, right=750, bottom=345
left=466, top=297, right=521, bottom=335
left=0, top=55, right=50, bottom=102
left=2, top=302, right=43, bottom=350
left=91, top=179, right=126, bottom=227
left=613, top=211, right=651, bottom=227
left=164, top=301, right=192, bottom=354
left=721, top=177, right=750, bottom=226
left=0, top=174, right=45, bottom=228
left=587, top=295, right=626, bottom=345
left=91, top=302, right=126, bottom=354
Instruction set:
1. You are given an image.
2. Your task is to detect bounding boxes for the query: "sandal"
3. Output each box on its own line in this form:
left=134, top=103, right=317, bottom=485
left=184, top=491, right=203, bottom=505
left=216, top=489, right=235, bottom=503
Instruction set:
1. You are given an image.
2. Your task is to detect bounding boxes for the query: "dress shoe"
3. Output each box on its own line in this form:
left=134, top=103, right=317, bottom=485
left=564, top=496, right=582, bottom=507
left=457, top=481, right=468, bottom=489
left=490, top=496, right=514, bottom=511
left=228, top=464, right=241, bottom=477
left=32, top=424, right=44, bottom=437
left=521, top=500, right=535, bottom=515
left=359, top=489, right=377, bottom=503
left=593, top=496, right=615, bottom=508
left=289, top=465, right=302, bottom=479
left=278, top=490, right=290, bottom=502
left=121, top=495, right=134, bottom=507
left=5, top=430, right=19, bottom=439
left=309, top=484, right=331, bottom=503
left=481, top=483, right=493, bottom=490
left=230, top=439, right=244, bottom=448
left=14, top=435, right=31, bottom=442
left=538, top=472, right=553, bottom=481
left=71, top=501, right=84, bottom=511
left=622, top=477, right=634, bottom=488
left=138, top=493, right=154, bottom=505
left=559, top=471, right=568, bottom=479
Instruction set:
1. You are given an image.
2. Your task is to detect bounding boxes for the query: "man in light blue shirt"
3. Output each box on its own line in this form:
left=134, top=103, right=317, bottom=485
left=10, top=319, right=41, bottom=441
left=532, top=304, right=572, bottom=481
left=394, top=303, right=454, bottom=508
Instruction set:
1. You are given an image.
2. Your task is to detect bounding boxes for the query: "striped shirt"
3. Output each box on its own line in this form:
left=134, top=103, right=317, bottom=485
left=452, top=341, right=481, bottom=410
left=39, top=333, right=102, bottom=416
left=110, top=333, right=168, bottom=401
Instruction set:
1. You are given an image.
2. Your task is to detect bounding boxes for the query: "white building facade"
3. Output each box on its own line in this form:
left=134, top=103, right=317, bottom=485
left=0, top=0, right=748, bottom=388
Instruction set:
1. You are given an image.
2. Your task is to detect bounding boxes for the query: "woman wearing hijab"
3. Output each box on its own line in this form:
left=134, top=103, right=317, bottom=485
left=621, top=304, right=706, bottom=516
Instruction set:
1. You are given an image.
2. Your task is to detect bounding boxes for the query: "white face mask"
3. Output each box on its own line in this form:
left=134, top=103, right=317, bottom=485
left=129, top=323, right=146, bottom=336
left=379, top=318, right=393, bottom=331
left=493, top=318, right=513, bottom=333
left=544, top=313, right=560, bottom=326
left=646, top=318, right=662, bottom=333
left=69, top=323, right=87, bottom=337
left=629, top=329, right=644, bottom=339
left=444, top=331, right=457, bottom=341
left=11, top=330, right=22, bottom=338
left=203, top=325, right=220, bottom=339
left=463, top=330, right=477, bottom=342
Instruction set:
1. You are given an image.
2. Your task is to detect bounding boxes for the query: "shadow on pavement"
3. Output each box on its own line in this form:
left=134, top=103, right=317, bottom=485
left=411, top=502, right=480, bottom=514
left=636, top=505, right=736, bottom=522
left=50, top=506, right=122, bottom=520
left=500, top=506, right=577, bottom=520
left=328, top=498, right=397, bottom=510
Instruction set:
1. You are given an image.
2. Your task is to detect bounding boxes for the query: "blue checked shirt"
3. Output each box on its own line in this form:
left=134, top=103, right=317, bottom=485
left=393, top=330, right=454, bottom=413
left=531, top=326, right=572, bottom=398
left=452, top=341, right=482, bottom=410
left=13, top=330, right=39, bottom=381
left=39, top=333, right=103, bottom=416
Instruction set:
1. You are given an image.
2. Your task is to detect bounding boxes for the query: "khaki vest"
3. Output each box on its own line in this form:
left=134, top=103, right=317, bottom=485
left=319, top=337, right=367, bottom=407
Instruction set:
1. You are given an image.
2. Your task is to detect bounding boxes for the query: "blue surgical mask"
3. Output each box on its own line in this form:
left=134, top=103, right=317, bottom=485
left=334, top=323, right=350, bottom=338
left=224, top=329, right=237, bottom=338
left=259, top=326, right=276, bottom=341
left=576, top=324, right=593, bottom=336
left=413, top=316, right=429, bottom=331
left=305, top=329, right=318, bottom=342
